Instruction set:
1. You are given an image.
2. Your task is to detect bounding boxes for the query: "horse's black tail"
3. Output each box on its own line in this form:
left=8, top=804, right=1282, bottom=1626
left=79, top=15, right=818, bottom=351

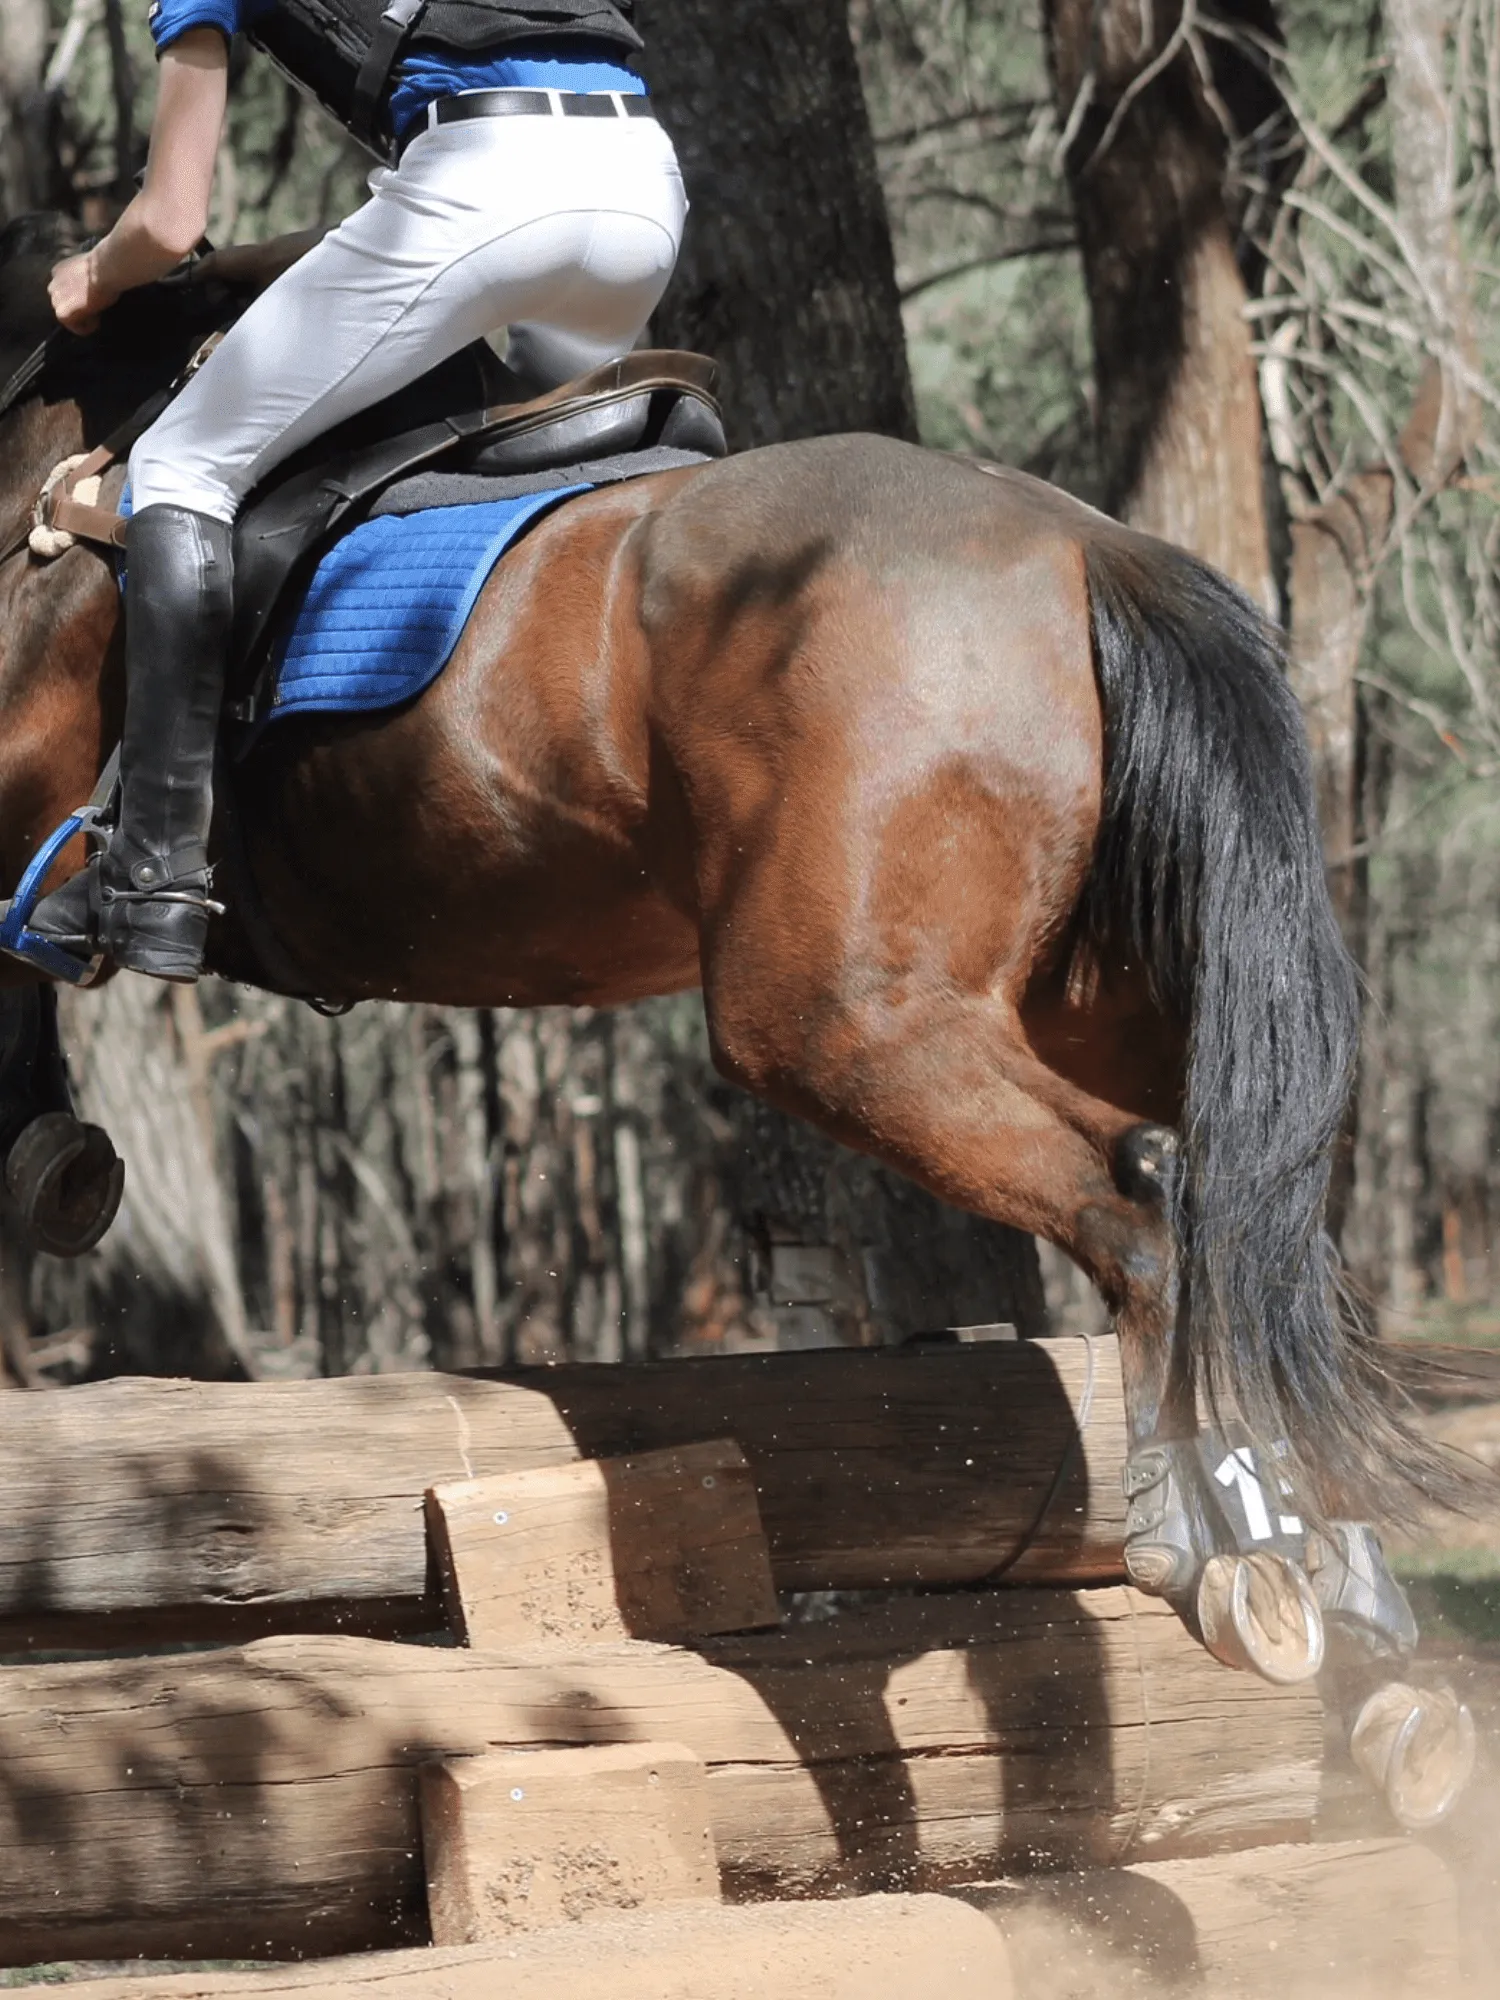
left=1081, top=531, right=1467, bottom=1517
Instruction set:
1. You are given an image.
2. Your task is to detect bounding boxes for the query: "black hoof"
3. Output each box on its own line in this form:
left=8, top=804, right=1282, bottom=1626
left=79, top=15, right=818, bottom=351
left=6, top=1110, right=125, bottom=1256
left=1115, top=1122, right=1180, bottom=1204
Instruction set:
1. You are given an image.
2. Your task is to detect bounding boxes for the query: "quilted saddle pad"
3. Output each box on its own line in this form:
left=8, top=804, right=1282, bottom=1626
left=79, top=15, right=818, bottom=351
left=264, top=485, right=591, bottom=726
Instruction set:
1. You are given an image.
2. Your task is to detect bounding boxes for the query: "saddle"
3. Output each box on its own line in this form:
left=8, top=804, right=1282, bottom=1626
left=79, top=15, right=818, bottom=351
left=38, top=336, right=726, bottom=715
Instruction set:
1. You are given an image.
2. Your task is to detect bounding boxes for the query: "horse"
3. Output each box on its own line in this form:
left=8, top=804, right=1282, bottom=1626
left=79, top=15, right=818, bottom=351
left=0, top=212, right=1468, bottom=1698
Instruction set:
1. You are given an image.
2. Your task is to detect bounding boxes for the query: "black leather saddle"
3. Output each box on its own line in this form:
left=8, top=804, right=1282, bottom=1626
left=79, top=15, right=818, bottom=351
left=226, top=344, right=726, bottom=715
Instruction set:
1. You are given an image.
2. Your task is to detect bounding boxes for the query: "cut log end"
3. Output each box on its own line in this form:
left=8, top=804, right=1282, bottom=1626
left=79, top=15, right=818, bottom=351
left=421, top=1743, right=720, bottom=1942
left=425, top=1439, right=781, bottom=1649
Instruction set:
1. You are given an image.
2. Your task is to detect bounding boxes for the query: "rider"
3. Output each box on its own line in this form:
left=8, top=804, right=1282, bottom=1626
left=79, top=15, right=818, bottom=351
left=31, top=0, right=685, bottom=985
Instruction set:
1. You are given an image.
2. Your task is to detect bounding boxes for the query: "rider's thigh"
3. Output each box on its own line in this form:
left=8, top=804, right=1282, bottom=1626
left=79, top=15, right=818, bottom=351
left=127, top=112, right=686, bottom=520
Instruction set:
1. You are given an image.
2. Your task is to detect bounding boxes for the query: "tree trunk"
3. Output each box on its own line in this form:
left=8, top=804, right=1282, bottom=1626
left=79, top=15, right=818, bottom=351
left=0, top=0, right=49, bottom=219
left=1270, top=0, right=1478, bottom=924
left=642, top=0, right=1045, bottom=1340
left=640, top=0, right=916, bottom=450
left=1272, top=0, right=1479, bottom=1278
left=1045, top=0, right=1275, bottom=610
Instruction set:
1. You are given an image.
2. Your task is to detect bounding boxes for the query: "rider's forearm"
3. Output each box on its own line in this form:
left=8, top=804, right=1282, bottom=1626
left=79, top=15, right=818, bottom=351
left=88, top=29, right=229, bottom=307
left=89, top=199, right=203, bottom=301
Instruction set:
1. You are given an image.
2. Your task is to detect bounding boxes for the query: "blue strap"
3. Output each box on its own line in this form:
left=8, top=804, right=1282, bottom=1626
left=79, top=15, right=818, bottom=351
left=0, top=809, right=109, bottom=985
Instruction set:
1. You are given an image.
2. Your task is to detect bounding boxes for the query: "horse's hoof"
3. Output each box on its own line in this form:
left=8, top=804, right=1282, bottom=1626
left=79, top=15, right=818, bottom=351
left=1350, top=1681, right=1476, bottom=1830
left=5, top=1111, right=124, bottom=1256
left=1196, top=1551, right=1326, bottom=1683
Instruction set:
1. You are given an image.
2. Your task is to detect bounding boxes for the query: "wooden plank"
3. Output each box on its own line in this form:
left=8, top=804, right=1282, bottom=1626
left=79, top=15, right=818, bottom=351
left=426, top=1442, right=779, bottom=1646
left=0, top=1589, right=1319, bottom=1964
left=7, top=1896, right=1014, bottom=2000
left=0, top=1336, right=1126, bottom=1648
left=960, top=1837, right=1459, bottom=1997
left=420, top=1743, right=720, bottom=1941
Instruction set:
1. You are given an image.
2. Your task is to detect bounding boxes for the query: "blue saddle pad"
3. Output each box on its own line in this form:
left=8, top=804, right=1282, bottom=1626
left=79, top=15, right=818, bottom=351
left=264, top=485, right=591, bottom=725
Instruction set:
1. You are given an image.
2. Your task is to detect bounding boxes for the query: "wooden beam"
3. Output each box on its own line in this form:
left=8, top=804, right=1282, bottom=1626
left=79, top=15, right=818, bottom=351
left=420, top=1743, right=720, bottom=1942
left=0, top=1591, right=1318, bottom=1965
left=0, top=1336, right=1126, bottom=1649
left=961, top=1837, right=1459, bottom=1998
left=426, top=1442, right=779, bottom=1647
left=3, top=1896, right=1014, bottom=2000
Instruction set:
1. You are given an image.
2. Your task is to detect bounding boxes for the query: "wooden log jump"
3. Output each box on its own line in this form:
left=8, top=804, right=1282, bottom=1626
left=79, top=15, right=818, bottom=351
left=14, top=1897, right=1014, bottom=2000
left=425, top=1442, right=781, bottom=1647
left=0, top=1336, right=1126, bottom=1650
left=0, top=1590, right=1318, bottom=1966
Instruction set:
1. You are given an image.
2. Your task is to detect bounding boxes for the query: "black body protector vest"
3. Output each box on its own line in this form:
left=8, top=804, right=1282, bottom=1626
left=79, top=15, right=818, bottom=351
left=248, top=0, right=643, bottom=165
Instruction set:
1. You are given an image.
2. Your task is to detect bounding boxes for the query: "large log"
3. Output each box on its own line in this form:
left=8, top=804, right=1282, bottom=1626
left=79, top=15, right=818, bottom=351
left=9, top=1897, right=1014, bottom=2000
left=963, top=1837, right=1459, bottom=1998
left=0, top=1337, right=1126, bottom=1649
left=0, top=1591, right=1317, bottom=1965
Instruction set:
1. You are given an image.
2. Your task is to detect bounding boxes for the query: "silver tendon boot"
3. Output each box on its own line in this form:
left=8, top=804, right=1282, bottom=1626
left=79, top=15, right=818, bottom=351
left=31, top=504, right=231, bottom=983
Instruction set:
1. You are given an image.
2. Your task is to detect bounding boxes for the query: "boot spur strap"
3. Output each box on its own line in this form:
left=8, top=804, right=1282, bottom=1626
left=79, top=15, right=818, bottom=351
left=101, top=885, right=226, bottom=915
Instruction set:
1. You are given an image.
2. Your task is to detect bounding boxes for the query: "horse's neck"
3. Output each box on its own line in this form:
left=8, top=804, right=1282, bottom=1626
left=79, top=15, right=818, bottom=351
left=0, top=399, right=83, bottom=556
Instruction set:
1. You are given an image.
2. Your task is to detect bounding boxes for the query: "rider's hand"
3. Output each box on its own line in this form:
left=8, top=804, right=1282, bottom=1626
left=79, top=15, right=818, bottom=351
left=50, top=251, right=112, bottom=336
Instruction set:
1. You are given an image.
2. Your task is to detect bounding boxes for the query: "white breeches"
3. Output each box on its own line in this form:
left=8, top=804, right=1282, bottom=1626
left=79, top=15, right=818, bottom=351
left=128, top=107, right=688, bottom=522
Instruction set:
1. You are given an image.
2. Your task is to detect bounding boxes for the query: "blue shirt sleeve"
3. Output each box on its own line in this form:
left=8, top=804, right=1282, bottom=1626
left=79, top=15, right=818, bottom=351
left=148, top=0, right=242, bottom=54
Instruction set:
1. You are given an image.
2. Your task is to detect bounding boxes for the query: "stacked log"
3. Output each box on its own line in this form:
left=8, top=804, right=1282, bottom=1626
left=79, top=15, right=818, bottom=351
left=0, top=1336, right=1126, bottom=1650
left=0, top=1344, right=1473, bottom=1995
left=4, top=1899, right=1013, bottom=2000
left=0, top=1589, right=1318, bottom=1964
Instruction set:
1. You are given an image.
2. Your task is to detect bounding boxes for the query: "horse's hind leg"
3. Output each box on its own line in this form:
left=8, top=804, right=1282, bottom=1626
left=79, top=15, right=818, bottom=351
left=703, top=951, right=1184, bottom=1404
left=704, top=960, right=1325, bottom=1681
left=0, top=986, right=123, bottom=1256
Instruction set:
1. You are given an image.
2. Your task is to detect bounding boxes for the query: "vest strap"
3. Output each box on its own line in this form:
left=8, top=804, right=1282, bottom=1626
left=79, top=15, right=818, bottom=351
left=350, top=0, right=428, bottom=148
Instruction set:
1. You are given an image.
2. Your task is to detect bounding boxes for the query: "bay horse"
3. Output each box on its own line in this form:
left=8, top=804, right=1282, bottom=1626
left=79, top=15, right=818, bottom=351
left=0, top=215, right=1467, bottom=1698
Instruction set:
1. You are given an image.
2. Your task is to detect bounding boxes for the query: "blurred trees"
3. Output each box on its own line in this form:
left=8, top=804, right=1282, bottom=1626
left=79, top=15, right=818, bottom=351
left=860, top=0, right=1500, bottom=1334
left=3, top=0, right=1043, bottom=1386
left=6, top=0, right=1500, bottom=1377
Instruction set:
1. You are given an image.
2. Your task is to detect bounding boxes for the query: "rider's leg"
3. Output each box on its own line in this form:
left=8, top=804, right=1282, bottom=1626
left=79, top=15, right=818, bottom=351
left=30, top=110, right=685, bottom=982
left=31, top=506, right=233, bottom=982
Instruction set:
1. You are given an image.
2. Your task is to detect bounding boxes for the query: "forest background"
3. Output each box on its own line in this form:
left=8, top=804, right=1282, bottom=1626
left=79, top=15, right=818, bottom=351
left=0, top=0, right=1496, bottom=1385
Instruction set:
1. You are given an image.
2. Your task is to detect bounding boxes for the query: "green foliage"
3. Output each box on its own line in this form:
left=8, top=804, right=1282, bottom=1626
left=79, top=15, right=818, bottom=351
left=1395, top=1561, right=1500, bottom=1642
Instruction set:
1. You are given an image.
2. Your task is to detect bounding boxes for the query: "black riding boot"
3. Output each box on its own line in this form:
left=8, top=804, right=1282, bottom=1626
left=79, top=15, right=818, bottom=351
left=32, top=505, right=232, bottom=984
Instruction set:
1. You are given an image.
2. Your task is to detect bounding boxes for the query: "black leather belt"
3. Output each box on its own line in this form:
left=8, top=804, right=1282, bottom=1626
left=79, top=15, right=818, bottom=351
left=406, top=88, right=656, bottom=156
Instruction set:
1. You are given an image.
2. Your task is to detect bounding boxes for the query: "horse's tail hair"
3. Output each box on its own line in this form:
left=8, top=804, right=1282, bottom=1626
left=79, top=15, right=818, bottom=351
left=1080, top=531, right=1471, bottom=1518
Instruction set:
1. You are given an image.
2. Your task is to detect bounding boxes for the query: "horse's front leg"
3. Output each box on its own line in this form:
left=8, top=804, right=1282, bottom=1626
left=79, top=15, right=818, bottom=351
left=0, top=984, right=123, bottom=1255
